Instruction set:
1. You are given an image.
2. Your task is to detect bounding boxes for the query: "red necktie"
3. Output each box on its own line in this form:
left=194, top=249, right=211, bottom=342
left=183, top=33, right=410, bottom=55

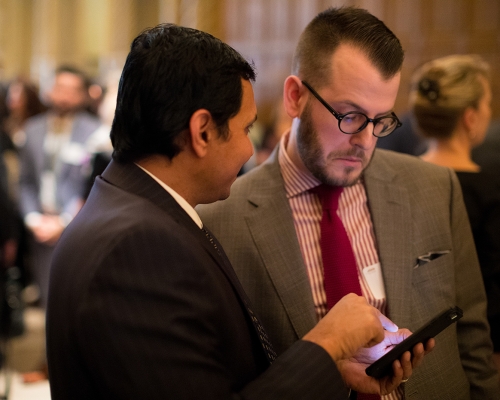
left=314, top=185, right=380, bottom=400
left=313, top=184, right=362, bottom=309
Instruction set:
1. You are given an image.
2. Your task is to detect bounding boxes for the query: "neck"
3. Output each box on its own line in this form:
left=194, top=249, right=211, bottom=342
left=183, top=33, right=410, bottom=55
left=136, top=153, right=200, bottom=208
left=421, top=131, right=479, bottom=172
left=286, top=119, right=309, bottom=173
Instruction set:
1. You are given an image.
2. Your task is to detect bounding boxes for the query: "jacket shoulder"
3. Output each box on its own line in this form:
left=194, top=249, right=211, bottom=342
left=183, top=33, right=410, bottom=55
left=370, top=149, right=454, bottom=181
left=23, top=113, right=48, bottom=131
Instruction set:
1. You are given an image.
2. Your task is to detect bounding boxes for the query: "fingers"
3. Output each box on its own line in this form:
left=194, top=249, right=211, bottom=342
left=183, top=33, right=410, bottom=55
left=379, top=312, right=398, bottom=333
left=409, top=342, right=427, bottom=369
left=378, top=359, right=404, bottom=395
left=307, top=294, right=387, bottom=361
left=384, top=328, right=412, bottom=346
left=399, top=350, right=413, bottom=380
left=424, top=338, right=436, bottom=354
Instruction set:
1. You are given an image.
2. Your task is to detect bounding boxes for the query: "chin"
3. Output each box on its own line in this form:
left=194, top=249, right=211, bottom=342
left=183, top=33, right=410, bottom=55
left=321, top=167, right=361, bottom=187
left=219, top=191, right=231, bottom=200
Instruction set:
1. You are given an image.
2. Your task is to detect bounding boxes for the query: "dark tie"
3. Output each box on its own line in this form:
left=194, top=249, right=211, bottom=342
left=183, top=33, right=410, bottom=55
left=314, top=187, right=380, bottom=400
left=202, top=227, right=277, bottom=364
left=313, top=184, right=362, bottom=309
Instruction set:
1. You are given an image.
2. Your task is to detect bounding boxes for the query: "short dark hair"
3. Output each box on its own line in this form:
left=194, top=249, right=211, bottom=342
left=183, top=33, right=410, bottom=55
left=292, top=7, right=404, bottom=87
left=111, top=24, right=256, bottom=163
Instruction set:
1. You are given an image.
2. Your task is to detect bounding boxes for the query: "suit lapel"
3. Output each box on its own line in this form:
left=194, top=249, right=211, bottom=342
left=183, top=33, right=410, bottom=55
left=244, top=151, right=317, bottom=339
left=100, top=161, right=274, bottom=361
left=364, top=150, right=413, bottom=327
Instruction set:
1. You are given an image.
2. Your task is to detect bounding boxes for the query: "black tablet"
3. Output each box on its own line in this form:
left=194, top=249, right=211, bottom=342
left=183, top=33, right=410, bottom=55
left=365, top=306, right=463, bottom=379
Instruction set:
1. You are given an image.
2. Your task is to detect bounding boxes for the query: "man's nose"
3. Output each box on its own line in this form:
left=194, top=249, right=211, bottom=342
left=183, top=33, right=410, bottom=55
left=349, top=123, right=376, bottom=149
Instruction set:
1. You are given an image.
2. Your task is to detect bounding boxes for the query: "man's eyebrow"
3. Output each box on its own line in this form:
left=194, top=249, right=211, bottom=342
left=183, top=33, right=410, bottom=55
left=336, top=100, right=394, bottom=117
left=246, top=114, right=258, bottom=128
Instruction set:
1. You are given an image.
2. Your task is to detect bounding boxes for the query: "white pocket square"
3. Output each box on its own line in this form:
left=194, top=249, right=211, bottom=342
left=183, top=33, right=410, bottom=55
left=414, top=250, right=450, bottom=268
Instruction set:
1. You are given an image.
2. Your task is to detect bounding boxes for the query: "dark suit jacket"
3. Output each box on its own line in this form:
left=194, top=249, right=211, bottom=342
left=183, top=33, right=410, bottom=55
left=198, top=147, right=500, bottom=400
left=46, top=161, right=347, bottom=400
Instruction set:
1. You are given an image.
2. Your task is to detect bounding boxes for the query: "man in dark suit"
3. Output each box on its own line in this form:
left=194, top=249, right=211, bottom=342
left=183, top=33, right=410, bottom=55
left=46, top=24, right=426, bottom=400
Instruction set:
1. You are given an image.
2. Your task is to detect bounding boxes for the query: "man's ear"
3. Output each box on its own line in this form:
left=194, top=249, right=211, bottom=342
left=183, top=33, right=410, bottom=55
left=283, top=75, right=307, bottom=119
left=189, top=109, right=213, bottom=157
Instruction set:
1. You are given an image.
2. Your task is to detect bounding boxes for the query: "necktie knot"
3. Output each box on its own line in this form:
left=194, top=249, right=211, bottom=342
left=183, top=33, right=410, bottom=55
left=311, top=184, right=343, bottom=212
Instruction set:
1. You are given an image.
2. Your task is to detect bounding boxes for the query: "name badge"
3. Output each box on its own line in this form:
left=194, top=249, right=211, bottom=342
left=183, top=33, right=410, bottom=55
left=362, top=263, right=386, bottom=300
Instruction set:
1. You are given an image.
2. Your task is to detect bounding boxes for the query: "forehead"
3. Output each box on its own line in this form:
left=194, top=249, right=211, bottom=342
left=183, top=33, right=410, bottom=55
left=323, top=44, right=400, bottom=114
left=55, top=72, right=85, bottom=89
left=234, top=79, right=257, bottom=120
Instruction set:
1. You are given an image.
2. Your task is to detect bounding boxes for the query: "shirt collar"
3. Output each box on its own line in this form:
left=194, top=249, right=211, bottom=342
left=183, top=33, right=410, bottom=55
left=135, top=163, right=203, bottom=228
left=278, top=131, right=321, bottom=198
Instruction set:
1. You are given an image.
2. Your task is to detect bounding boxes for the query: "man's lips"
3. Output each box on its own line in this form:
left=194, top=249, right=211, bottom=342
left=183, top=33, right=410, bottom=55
left=335, top=156, right=363, bottom=164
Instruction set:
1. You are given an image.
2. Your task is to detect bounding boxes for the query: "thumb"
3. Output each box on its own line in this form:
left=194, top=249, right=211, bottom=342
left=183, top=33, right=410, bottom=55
left=379, top=312, right=398, bottom=332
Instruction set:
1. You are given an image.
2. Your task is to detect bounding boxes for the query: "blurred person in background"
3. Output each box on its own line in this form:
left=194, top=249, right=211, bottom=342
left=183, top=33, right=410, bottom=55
left=2, top=77, right=47, bottom=197
left=19, top=65, right=100, bottom=309
left=0, top=78, right=47, bottom=295
left=472, top=118, right=500, bottom=168
left=4, top=78, right=47, bottom=145
left=410, top=54, right=500, bottom=379
left=254, top=98, right=292, bottom=166
left=18, top=65, right=101, bottom=382
left=82, top=70, right=119, bottom=199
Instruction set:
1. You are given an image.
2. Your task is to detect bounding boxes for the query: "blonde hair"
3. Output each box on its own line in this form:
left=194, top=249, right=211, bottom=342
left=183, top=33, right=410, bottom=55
left=409, top=54, right=490, bottom=139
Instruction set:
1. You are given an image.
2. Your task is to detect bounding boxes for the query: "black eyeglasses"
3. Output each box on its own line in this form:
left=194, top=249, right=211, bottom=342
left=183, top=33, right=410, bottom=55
left=301, top=80, right=402, bottom=138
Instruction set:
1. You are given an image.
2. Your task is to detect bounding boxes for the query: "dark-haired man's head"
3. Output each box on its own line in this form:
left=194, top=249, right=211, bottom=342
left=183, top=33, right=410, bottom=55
left=110, top=23, right=256, bottom=164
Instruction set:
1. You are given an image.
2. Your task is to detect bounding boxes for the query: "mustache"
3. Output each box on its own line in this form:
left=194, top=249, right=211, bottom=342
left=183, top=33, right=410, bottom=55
left=327, top=147, right=366, bottom=161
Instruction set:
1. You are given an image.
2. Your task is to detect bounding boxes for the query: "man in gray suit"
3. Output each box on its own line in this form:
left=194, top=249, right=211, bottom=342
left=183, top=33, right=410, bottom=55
left=198, top=7, right=499, bottom=399
left=19, top=66, right=100, bottom=309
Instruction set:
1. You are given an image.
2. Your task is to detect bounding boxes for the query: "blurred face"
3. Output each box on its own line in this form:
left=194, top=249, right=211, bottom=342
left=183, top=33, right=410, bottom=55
left=297, top=44, right=400, bottom=186
left=208, top=79, right=256, bottom=201
left=471, top=76, right=492, bottom=147
left=49, top=72, right=88, bottom=115
left=6, top=82, right=27, bottom=113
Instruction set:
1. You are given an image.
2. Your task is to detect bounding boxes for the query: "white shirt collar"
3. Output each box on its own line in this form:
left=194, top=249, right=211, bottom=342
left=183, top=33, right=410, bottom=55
left=135, top=163, right=203, bottom=228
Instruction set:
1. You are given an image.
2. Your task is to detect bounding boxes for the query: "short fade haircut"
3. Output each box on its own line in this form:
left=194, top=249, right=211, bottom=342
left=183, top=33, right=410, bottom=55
left=292, top=7, right=404, bottom=88
left=410, top=54, right=491, bottom=140
left=111, top=23, right=256, bottom=164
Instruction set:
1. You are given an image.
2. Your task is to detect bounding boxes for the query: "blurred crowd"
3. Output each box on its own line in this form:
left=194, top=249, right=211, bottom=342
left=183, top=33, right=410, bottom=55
left=0, top=65, right=119, bottom=382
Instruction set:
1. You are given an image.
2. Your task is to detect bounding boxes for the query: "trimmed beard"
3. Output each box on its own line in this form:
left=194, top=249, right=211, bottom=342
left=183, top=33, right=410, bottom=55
left=296, top=101, right=373, bottom=187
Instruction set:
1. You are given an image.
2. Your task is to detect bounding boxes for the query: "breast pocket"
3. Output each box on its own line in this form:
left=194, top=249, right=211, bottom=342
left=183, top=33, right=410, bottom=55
left=412, top=251, right=455, bottom=313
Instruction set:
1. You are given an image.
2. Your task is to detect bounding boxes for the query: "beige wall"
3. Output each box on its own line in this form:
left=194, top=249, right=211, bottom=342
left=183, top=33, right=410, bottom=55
left=0, top=0, right=499, bottom=122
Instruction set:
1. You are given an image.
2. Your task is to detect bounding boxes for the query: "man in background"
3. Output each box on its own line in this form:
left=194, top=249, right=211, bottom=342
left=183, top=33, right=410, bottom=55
left=18, top=65, right=100, bottom=310
left=198, top=7, right=499, bottom=399
left=46, top=23, right=427, bottom=399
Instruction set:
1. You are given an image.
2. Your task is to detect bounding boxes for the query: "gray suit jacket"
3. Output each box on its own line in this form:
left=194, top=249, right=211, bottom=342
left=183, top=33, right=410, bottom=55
left=198, top=147, right=500, bottom=400
left=19, top=111, right=101, bottom=217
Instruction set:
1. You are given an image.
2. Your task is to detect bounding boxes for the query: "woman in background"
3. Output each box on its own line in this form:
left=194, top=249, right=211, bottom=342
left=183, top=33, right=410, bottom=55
left=410, top=54, right=500, bottom=376
left=2, top=77, right=47, bottom=200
